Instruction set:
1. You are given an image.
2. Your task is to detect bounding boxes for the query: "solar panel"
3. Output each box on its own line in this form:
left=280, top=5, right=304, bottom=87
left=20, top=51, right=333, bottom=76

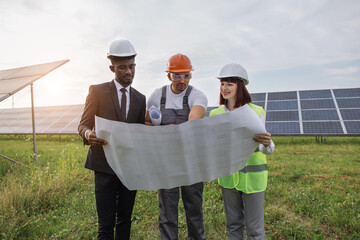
left=267, top=100, right=298, bottom=110
left=252, top=101, right=265, bottom=109
left=300, top=99, right=336, bottom=109
left=0, top=76, right=36, bottom=93
left=265, top=122, right=300, bottom=134
left=303, top=122, right=344, bottom=134
left=266, top=111, right=299, bottom=121
left=340, top=109, right=360, bottom=120
left=0, top=60, right=69, bottom=102
left=0, top=124, right=13, bottom=133
left=60, top=123, right=80, bottom=134
left=251, top=93, right=266, bottom=101
left=333, top=88, right=360, bottom=98
left=299, top=89, right=332, bottom=99
left=268, top=91, right=297, bottom=101
left=302, top=110, right=339, bottom=121
left=344, top=121, right=360, bottom=134
left=336, top=98, right=360, bottom=108
left=0, top=104, right=83, bottom=135
left=252, top=87, right=360, bottom=135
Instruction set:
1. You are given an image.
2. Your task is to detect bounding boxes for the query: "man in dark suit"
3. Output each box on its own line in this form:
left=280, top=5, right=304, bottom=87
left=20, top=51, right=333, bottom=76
left=78, top=39, right=146, bottom=240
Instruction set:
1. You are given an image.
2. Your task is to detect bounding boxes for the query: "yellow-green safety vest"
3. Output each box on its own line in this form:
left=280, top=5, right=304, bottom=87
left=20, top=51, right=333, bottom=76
left=209, top=103, right=268, bottom=194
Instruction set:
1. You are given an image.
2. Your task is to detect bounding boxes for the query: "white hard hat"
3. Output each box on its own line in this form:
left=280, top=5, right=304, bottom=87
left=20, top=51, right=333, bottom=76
left=217, top=63, right=249, bottom=85
left=107, top=39, right=137, bottom=58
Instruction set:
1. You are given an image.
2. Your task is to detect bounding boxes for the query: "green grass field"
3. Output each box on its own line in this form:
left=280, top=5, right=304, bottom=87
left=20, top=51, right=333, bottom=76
left=0, top=135, right=359, bottom=239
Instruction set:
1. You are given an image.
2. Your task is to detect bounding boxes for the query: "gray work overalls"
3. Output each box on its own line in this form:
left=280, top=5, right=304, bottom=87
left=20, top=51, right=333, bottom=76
left=158, top=85, right=206, bottom=240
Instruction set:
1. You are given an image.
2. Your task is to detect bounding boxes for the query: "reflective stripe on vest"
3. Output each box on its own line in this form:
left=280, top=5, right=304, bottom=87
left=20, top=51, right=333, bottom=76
left=210, top=103, right=268, bottom=194
left=239, top=164, right=268, bottom=173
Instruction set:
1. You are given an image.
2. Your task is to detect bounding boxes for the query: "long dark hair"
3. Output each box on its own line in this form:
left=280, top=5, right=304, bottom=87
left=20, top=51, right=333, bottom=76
left=219, top=77, right=252, bottom=108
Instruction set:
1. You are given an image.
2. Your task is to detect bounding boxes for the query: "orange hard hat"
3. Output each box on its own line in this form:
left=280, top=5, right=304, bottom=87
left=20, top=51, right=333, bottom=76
left=165, top=53, right=194, bottom=73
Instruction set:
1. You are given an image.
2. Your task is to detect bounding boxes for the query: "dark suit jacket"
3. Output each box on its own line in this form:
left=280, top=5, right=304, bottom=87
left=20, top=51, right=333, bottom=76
left=78, top=80, right=146, bottom=175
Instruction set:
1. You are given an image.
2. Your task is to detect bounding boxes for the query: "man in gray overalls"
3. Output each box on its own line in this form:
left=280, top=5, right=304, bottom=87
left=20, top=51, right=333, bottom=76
left=146, top=53, right=208, bottom=240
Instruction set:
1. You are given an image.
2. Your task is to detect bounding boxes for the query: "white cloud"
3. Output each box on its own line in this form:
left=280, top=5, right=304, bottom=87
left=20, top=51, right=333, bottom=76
left=0, top=0, right=359, bottom=108
left=327, top=66, right=359, bottom=75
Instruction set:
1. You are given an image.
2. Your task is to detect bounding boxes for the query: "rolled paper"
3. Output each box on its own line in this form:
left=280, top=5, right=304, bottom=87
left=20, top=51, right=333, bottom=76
left=149, top=106, right=162, bottom=126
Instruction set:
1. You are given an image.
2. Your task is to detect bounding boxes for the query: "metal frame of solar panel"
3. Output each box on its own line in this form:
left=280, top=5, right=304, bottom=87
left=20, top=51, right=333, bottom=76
left=263, top=88, right=360, bottom=136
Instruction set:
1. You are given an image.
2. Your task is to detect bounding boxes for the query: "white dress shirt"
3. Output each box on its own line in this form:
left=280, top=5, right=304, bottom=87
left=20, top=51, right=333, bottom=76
left=113, top=79, right=131, bottom=119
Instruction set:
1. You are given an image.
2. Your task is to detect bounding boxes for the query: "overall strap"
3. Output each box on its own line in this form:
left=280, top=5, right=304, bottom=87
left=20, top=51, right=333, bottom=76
left=160, top=86, right=167, bottom=111
left=182, top=85, right=193, bottom=108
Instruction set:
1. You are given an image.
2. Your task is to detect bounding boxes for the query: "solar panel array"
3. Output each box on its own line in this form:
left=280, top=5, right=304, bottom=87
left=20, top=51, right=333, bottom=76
left=0, top=88, right=359, bottom=136
left=251, top=88, right=360, bottom=135
left=0, top=104, right=83, bottom=135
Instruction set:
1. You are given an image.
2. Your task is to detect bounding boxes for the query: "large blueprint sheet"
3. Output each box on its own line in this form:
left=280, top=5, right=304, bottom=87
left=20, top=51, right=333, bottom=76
left=96, top=104, right=266, bottom=191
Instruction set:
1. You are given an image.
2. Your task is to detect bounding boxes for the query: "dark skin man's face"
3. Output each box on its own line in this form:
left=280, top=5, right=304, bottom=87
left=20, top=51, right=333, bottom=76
left=110, top=58, right=136, bottom=87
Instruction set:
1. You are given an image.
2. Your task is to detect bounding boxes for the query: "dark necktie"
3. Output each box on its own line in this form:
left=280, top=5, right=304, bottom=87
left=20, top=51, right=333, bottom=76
left=120, top=88, right=127, bottom=121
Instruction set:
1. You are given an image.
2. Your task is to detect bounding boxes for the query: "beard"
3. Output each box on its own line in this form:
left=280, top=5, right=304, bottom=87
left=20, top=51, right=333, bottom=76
left=116, top=74, right=134, bottom=87
left=175, top=83, right=187, bottom=92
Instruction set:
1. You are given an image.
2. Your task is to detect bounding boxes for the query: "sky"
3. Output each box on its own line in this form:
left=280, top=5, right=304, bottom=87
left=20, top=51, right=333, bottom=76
left=0, top=0, right=359, bottom=109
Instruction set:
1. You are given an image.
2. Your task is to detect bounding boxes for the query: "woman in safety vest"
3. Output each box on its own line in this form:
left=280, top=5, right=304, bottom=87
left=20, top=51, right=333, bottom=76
left=209, top=63, right=275, bottom=240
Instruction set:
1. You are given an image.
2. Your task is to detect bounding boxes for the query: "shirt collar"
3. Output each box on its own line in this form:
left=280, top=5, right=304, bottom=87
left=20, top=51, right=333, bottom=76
left=113, top=79, right=130, bottom=92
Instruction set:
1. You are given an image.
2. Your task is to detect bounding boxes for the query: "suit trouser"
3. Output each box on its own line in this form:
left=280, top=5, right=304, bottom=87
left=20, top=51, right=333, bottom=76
left=221, top=187, right=265, bottom=240
left=158, top=182, right=206, bottom=240
left=94, top=172, right=137, bottom=240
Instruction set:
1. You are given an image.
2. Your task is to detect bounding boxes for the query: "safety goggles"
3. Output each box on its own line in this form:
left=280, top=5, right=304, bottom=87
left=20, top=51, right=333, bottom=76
left=170, top=72, right=192, bottom=81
